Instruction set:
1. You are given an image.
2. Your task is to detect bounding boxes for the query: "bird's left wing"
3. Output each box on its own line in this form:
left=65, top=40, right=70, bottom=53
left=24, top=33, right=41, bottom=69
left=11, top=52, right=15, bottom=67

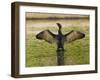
left=36, top=30, right=57, bottom=44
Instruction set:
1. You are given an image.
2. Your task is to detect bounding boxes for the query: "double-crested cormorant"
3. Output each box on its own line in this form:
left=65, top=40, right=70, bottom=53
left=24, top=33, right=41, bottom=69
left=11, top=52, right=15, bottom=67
left=36, top=23, right=85, bottom=50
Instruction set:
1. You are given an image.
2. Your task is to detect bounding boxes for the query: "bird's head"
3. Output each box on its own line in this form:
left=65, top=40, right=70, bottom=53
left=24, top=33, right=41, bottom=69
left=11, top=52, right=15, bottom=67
left=56, top=23, right=62, bottom=30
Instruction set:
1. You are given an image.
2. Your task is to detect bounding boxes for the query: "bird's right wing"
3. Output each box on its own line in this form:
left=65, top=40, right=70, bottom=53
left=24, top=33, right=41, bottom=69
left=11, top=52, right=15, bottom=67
left=64, top=30, right=85, bottom=43
left=36, top=30, right=57, bottom=44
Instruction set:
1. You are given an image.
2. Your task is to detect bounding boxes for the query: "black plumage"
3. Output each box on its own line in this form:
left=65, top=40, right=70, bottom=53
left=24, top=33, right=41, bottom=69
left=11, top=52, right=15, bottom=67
left=36, top=23, right=85, bottom=50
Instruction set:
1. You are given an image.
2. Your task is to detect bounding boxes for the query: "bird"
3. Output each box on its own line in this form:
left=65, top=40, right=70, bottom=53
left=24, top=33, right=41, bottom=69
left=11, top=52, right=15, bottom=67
left=36, top=23, right=85, bottom=51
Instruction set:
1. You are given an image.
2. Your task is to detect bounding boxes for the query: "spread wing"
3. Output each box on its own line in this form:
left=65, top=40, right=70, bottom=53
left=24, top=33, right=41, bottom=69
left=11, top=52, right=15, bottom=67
left=36, top=30, right=57, bottom=43
left=64, top=30, right=85, bottom=43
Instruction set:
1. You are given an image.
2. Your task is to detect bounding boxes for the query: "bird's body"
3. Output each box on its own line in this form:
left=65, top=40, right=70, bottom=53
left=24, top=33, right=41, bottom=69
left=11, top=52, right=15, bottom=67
left=56, top=23, right=64, bottom=50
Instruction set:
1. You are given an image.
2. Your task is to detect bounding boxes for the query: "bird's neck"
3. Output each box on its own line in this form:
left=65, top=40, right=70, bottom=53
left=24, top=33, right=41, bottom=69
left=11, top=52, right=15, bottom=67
left=58, top=28, right=62, bottom=35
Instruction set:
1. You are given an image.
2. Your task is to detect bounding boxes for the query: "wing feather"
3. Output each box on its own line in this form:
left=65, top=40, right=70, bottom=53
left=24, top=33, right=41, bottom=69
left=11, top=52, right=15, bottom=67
left=64, top=30, right=85, bottom=43
left=36, top=30, right=57, bottom=43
